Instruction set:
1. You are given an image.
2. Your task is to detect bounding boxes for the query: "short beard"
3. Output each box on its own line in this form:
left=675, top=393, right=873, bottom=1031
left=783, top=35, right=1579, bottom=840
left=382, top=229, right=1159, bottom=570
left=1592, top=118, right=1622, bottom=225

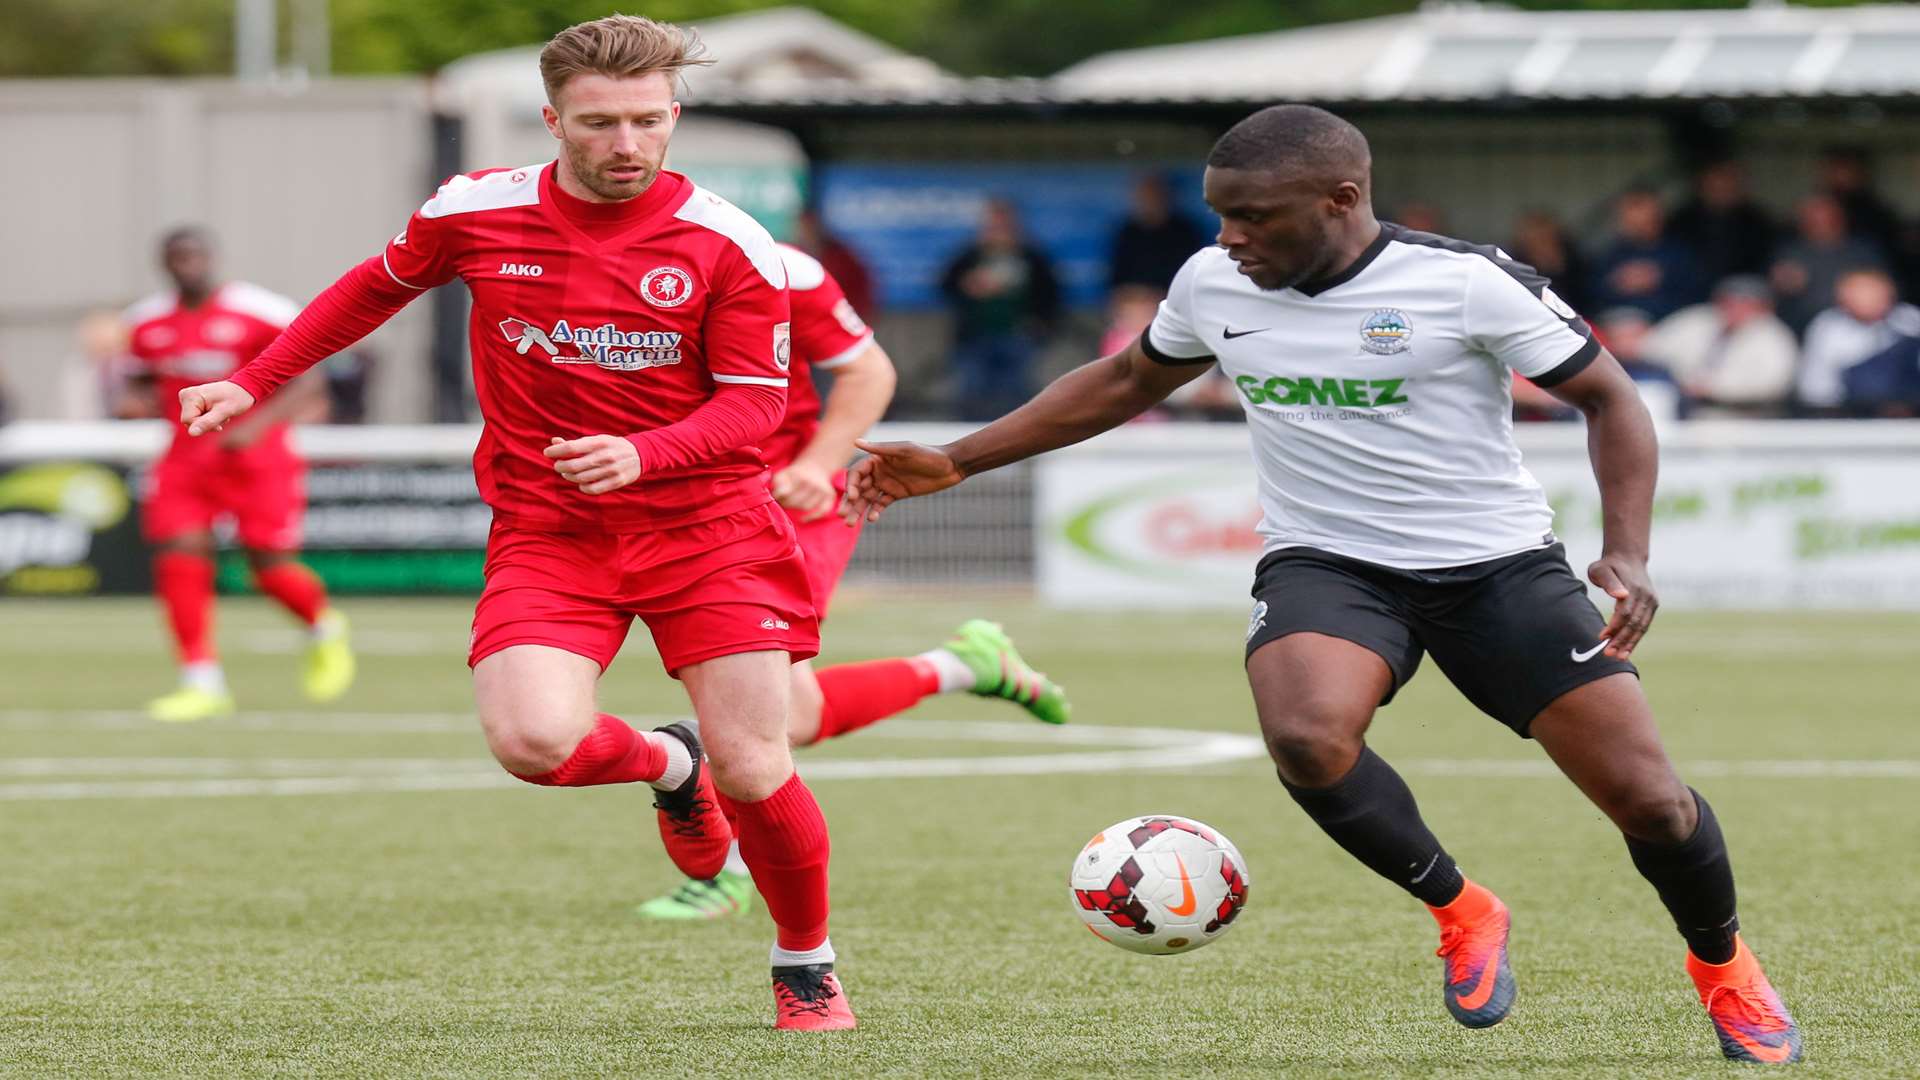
left=562, top=140, right=655, bottom=202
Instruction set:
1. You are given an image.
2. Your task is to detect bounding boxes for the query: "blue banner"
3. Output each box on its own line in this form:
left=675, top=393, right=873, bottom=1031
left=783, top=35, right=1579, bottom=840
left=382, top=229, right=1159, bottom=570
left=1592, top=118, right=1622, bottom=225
left=814, top=164, right=1213, bottom=311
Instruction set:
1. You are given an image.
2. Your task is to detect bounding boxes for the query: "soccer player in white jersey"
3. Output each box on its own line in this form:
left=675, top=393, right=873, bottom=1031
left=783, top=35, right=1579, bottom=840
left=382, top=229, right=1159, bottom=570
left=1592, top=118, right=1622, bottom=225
left=846, top=105, right=1800, bottom=1066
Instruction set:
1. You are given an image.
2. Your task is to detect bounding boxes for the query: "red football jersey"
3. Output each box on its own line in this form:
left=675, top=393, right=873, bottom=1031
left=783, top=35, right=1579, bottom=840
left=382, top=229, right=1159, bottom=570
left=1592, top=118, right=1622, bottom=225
left=759, top=244, right=876, bottom=472
left=125, top=283, right=301, bottom=461
left=381, top=164, right=792, bottom=532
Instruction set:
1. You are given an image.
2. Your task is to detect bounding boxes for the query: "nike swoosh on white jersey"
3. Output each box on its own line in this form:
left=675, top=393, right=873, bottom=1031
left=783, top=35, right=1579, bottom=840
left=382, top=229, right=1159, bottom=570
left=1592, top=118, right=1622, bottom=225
left=1570, top=640, right=1610, bottom=663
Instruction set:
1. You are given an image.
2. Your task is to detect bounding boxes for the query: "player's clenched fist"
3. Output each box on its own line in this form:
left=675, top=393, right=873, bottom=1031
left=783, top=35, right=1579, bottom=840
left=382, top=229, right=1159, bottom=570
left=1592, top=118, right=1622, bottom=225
left=771, top=461, right=839, bottom=523
left=842, top=439, right=967, bottom=524
left=546, top=434, right=643, bottom=495
left=178, top=380, right=257, bottom=436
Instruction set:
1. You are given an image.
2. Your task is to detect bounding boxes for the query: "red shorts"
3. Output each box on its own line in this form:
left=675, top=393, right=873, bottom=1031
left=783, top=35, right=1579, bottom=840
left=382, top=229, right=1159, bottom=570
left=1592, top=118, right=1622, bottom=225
left=468, top=502, right=821, bottom=677
left=142, top=441, right=306, bottom=551
left=784, top=489, right=864, bottom=620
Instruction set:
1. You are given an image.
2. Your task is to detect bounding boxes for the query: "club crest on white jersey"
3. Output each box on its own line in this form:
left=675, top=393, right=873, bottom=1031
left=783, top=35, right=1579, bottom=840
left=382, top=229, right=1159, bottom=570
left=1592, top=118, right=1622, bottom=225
left=1359, top=309, right=1413, bottom=355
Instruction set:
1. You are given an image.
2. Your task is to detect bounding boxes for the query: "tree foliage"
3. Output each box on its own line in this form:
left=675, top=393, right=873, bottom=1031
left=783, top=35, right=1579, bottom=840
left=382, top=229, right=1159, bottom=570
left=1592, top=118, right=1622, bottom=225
left=0, top=0, right=1874, bottom=79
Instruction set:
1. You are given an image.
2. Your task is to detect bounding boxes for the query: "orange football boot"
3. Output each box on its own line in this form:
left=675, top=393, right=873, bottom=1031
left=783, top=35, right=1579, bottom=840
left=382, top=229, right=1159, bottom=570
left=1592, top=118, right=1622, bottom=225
left=1429, top=879, right=1516, bottom=1028
left=1687, top=936, right=1801, bottom=1065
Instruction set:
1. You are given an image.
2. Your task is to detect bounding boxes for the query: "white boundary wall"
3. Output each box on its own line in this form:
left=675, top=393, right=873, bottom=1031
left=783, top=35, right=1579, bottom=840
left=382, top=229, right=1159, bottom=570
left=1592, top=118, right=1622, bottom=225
left=0, top=79, right=434, bottom=423
left=4, top=420, right=1918, bottom=609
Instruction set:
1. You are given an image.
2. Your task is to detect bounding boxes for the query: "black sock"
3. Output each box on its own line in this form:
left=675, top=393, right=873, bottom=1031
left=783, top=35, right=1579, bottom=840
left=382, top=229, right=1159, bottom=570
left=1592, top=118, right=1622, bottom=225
left=1283, top=746, right=1464, bottom=907
left=1624, top=787, right=1739, bottom=964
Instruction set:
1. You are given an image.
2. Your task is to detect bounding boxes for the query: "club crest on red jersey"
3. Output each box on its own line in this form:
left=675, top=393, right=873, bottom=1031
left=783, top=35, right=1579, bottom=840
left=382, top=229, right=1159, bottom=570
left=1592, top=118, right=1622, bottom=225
left=641, top=266, right=695, bottom=308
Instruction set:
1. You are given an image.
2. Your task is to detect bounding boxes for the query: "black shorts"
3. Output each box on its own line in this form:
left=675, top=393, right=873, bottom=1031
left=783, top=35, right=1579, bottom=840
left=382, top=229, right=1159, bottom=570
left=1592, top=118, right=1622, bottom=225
left=1243, top=543, right=1637, bottom=737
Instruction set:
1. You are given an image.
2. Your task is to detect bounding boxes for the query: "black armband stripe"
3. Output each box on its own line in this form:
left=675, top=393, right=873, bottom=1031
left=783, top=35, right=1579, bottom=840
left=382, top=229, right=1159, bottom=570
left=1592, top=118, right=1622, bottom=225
left=1529, top=335, right=1601, bottom=388
left=1138, top=327, right=1215, bottom=367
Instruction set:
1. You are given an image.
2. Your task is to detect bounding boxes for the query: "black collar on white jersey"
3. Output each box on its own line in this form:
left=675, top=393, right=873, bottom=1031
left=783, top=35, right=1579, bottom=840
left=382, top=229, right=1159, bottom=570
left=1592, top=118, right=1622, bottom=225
left=1292, top=222, right=1396, bottom=298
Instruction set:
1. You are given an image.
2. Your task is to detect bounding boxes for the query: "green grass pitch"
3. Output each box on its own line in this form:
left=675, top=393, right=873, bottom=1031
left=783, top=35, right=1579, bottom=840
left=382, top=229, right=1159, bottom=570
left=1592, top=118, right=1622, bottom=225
left=1, top=596, right=1915, bottom=1077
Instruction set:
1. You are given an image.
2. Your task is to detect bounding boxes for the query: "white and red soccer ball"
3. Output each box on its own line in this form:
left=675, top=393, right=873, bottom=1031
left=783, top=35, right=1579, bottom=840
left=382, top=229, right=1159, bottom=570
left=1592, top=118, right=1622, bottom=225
left=1070, top=814, right=1250, bottom=955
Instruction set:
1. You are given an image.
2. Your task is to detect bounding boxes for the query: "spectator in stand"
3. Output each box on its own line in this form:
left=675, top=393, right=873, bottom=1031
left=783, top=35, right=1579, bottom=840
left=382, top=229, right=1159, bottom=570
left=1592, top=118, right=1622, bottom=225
left=1796, top=268, right=1920, bottom=414
left=1818, top=145, right=1920, bottom=299
left=1508, top=209, right=1592, bottom=318
left=1590, top=187, right=1704, bottom=320
left=1840, top=330, right=1920, bottom=417
left=1107, top=174, right=1207, bottom=293
left=1818, top=146, right=1905, bottom=253
left=1594, top=307, right=1685, bottom=422
left=792, top=206, right=875, bottom=319
left=1643, top=276, right=1797, bottom=417
left=940, top=198, right=1060, bottom=421
left=74, top=308, right=133, bottom=420
left=1667, top=160, right=1777, bottom=282
left=1100, top=284, right=1161, bottom=358
left=1771, top=193, right=1886, bottom=335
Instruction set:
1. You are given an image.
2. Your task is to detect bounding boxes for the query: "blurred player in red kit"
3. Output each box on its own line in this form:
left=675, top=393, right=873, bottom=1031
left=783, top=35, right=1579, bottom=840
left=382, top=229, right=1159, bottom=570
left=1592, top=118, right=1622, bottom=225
left=123, top=226, right=354, bottom=722
left=176, top=16, right=854, bottom=1030
left=632, top=242, right=1072, bottom=922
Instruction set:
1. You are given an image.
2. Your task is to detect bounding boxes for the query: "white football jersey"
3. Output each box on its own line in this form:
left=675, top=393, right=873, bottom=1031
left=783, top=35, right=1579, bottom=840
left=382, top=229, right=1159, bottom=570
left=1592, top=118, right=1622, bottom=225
left=1145, top=223, right=1599, bottom=569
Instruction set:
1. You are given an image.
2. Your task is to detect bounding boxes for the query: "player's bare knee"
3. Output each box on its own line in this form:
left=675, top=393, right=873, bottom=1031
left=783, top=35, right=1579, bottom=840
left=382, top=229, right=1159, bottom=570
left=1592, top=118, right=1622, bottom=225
left=705, top=731, right=792, bottom=801
left=1609, top=782, right=1697, bottom=845
left=480, top=711, right=591, bottom=777
left=245, top=549, right=292, bottom=573
left=159, top=535, right=215, bottom=559
left=1258, top=695, right=1367, bottom=786
left=1267, top=732, right=1363, bottom=787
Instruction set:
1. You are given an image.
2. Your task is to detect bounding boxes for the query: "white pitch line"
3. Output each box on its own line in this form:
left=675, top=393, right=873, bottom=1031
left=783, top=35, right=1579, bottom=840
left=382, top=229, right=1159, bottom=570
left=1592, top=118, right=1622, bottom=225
left=4, top=711, right=1917, bottom=805
left=0, top=720, right=1266, bottom=801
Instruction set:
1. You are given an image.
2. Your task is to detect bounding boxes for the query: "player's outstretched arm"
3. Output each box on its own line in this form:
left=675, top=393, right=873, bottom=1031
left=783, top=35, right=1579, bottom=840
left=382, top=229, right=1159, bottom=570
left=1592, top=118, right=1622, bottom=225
left=178, top=380, right=257, bottom=436
left=1546, top=348, right=1660, bottom=660
left=777, top=340, right=897, bottom=522
left=844, top=338, right=1209, bottom=522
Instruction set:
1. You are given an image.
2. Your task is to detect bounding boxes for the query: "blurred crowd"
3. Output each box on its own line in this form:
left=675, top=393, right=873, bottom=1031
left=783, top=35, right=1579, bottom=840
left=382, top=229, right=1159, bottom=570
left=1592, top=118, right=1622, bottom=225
left=1505, top=147, right=1920, bottom=422
left=915, top=148, right=1920, bottom=423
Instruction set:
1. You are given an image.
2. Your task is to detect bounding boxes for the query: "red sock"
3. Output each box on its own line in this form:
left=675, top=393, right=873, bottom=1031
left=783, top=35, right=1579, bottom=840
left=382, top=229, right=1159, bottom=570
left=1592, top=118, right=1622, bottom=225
left=732, top=773, right=832, bottom=951
left=810, top=657, right=941, bottom=744
left=512, top=713, right=668, bottom=786
left=254, top=561, right=329, bottom=625
left=153, top=552, right=216, bottom=664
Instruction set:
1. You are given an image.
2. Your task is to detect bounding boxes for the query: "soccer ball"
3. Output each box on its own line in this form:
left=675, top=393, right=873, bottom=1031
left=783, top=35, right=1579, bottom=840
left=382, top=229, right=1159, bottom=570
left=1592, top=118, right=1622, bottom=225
left=1069, top=814, right=1250, bottom=955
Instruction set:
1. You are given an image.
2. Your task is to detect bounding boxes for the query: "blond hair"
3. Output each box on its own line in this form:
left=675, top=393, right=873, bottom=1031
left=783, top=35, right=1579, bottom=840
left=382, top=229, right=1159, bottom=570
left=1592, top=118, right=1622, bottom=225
left=538, top=15, right=713, bottom=103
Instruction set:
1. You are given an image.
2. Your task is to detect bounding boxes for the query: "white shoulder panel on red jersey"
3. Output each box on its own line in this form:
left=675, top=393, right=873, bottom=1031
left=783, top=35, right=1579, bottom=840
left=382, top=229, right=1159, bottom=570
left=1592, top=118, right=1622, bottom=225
left=775, top=243, right=828, bottom=292
left=419, top=163, right=546, bottom=220
left=218, top=281, right=302, bottom=328
left=122, top=291, right=176, bottom=327
left=675, top=186, right=787, bottom=289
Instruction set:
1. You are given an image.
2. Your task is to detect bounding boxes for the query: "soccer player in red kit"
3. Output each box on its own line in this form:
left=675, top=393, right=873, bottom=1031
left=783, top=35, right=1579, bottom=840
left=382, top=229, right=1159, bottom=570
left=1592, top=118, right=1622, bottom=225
left=634, top=243, right=1072, bottom=921
left=123, top=227, right=354, bottom=723
left=175, top=16, right=853, bottom=1030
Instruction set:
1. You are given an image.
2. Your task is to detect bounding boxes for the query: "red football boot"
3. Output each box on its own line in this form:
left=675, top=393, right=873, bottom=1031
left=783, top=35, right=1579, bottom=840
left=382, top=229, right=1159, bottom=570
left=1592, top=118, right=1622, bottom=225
left=772, top=963, right=857, bottom=1031
left=650, top=723, right=731, bottom=880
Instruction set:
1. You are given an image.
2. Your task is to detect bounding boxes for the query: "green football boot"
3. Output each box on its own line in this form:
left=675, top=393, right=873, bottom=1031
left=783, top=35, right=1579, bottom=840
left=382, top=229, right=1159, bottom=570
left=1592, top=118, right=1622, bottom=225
left=942, top=619, right=1070, bottom=725
left=148, top=686, right=236, bottom=724
left=634, top=869, right=755, bottom=921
